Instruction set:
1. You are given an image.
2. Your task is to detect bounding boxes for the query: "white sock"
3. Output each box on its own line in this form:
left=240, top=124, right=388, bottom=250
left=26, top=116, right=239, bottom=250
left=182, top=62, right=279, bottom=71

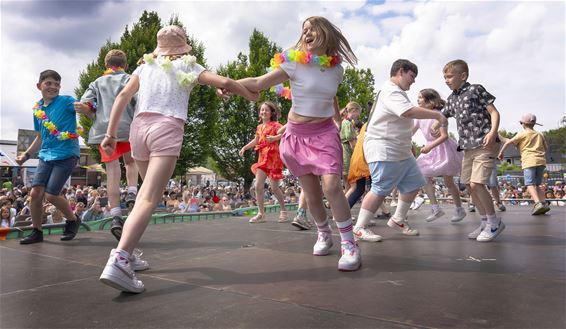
left=115, top=249, right=131, bottom=266
left=393, top=200, right=411, bottom=221
left=335, top=218, right=355, bottom=243
left=110, top=207, right=122, bottom=217
left=431, top=204, right=440, bottom=212
left=354, top=208, right=374, bottom=230
left=127, top=186, right=138, bottom=194
left=486, top=214, right=500, bottom=226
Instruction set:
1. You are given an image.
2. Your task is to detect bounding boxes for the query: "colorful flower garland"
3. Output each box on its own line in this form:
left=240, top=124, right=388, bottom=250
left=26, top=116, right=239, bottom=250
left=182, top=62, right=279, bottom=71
left=103, top=66, right=126, bottom=75
left=33, top=103, right=83, bottom=140
left=268, top=50, right=342, bottom=100
left=142, top=53, right=199, bottom=88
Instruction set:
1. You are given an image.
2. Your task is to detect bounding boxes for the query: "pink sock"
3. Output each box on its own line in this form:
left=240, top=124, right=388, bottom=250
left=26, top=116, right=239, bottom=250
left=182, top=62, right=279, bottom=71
left=335, top=218, right=355, bottom=243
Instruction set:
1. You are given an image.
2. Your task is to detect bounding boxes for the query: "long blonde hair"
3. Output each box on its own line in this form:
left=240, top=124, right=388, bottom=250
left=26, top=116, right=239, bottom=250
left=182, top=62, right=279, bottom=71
left=294, top=16, right=358, bottom=66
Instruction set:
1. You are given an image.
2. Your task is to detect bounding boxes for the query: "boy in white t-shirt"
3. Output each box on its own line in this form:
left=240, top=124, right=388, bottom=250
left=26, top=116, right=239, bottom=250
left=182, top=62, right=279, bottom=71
left=353, top=59, right=448, bottom=241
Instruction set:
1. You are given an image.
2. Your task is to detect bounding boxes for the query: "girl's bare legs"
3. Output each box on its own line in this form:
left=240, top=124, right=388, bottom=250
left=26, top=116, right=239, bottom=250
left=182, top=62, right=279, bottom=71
left=254, top=169, right=267, bottom=216
left=269, top=178, right=287, bottom=220
left=298, top=174, right=326, bottom=223
left=422, top=177, right=438, bottom=205
left=117, top=156, right=176, bottom=254
left=321, top=174, right=351, bottom=222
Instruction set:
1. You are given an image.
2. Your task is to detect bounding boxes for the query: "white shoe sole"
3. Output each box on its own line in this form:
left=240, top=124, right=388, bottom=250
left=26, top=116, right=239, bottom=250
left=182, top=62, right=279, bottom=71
left=313, top=241, right=333, bottom=256
left=99, top=266, right=145, bottom=293
left=477, top=222, right=506, bottom=242
left=338, top=260, right=362, bottom=271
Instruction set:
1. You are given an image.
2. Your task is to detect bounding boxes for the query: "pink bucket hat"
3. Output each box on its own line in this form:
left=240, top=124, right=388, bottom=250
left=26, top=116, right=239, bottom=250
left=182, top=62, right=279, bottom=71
left=153, top=25, right=192, bottom=56
left=520, top=113, right=542, bottom=126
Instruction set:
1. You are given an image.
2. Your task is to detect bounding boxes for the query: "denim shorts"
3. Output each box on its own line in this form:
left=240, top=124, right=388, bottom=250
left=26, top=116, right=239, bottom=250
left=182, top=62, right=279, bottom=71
left=32, top=157, right=78, bottom=195
left=368, top=157, right=426, bottom=196
left=524, top=165, right=545, bottom=186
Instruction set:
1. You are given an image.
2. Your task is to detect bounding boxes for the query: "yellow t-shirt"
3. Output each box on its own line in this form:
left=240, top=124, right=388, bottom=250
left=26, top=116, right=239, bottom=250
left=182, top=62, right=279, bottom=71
left=510, top=129, right=547, bottom=169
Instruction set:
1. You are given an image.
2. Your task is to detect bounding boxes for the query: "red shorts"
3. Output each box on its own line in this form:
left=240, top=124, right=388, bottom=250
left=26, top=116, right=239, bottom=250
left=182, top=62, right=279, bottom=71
left=98, top=142, right=131, bottom=163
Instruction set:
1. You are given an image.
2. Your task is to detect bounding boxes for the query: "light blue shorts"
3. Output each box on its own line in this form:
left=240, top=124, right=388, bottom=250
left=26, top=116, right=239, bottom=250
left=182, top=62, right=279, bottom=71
left=524, top=166, right=545, bottom=186
left=368, top=157, right=427, bottom=196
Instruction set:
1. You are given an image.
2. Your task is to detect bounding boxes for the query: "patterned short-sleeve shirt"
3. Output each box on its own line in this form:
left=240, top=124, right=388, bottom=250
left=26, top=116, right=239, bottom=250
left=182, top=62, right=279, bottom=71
left=442, top=82, right=496, bottom=150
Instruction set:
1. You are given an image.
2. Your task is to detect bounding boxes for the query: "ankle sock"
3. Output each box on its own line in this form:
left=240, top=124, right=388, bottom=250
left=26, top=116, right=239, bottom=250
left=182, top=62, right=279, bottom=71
left=115, top=249, right=131, bottom=266
left=127, top=186, right=138, bottom=195
left=110, top=207, right=122, bottom=217
left=354, top=208, right=374, bottom=230
left=393, top=200, right=411, bottom=221
left=335, top=218, right=354, bottom=243
left=486, top=214, right=500, bottom=226
left=315, top=219, right=332, bottom=234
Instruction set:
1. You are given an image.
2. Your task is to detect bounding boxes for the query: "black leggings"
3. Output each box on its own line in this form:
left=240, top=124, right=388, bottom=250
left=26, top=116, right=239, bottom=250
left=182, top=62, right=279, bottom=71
left=347, top=177, right=371, bottom=209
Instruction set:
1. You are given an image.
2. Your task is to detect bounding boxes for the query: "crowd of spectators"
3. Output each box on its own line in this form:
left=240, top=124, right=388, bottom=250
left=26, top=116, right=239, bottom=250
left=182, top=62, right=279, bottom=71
left=1, top=176, right=564, bottom=229
left=0, top=178, right=303, bottom=228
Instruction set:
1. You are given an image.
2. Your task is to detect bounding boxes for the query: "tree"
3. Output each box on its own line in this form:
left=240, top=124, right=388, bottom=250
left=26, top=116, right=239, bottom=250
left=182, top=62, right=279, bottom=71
left=336, top=67, right=376, bottom=119
left=543, top=126, right=566, bottom=163
left=499, top=129, right=517, bottom=139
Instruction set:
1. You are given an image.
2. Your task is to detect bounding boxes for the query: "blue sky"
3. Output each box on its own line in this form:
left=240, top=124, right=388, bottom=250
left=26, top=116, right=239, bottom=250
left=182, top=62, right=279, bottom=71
left=1, top=0, right=564, bottom=145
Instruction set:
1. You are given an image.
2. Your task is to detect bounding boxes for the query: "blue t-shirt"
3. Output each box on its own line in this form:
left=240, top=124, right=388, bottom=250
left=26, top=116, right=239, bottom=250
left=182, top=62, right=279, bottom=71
left=33, top=95, right=80, bottom=161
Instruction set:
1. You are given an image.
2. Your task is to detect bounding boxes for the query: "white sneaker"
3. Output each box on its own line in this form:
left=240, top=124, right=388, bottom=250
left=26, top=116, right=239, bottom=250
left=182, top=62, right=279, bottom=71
left=468, top=221, right=486, bottom=239
left=387, top=217, right=419, bottom=236
left=313, top=231, right=333, bottom=256
left=100, top=251, right=145, bottom=293
left=412, top=197, right=425, bottom=210
left=110, top=248, right=150, bottom=271
left=450, top=207, right=467, bottom=223
left=477, top=221, right=506, bottom=242
left=425, top=207, right=445, bottom=222
left=353, top=227, right=382, bottom=242
left=338, top=240, right=362, bottom=271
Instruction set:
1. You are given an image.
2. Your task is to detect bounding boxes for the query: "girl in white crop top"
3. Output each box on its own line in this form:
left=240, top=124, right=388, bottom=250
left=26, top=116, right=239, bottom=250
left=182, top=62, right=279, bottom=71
left=236, top=16, right=363, bottom=272
left=99, top=25, right=257, bottom=294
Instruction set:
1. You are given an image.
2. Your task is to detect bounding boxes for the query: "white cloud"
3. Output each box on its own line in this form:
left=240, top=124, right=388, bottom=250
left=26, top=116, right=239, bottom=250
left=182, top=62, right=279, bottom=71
left=1, top=0, right=564, bottom=147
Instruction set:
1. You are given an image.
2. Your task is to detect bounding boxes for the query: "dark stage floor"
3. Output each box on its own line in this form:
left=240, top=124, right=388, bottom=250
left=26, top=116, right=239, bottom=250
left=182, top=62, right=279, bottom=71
left=1, top=205, right=564, bottom=328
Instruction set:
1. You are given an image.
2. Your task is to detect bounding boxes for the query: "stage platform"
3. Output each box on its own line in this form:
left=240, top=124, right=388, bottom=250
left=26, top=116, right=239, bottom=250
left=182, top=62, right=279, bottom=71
left=1, top=205, right=564, bottom=328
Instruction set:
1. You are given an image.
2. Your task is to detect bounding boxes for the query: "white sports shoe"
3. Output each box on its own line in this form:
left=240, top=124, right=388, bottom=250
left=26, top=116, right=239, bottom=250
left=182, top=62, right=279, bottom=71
left=477, top=221, right=505, bottom=242
left=313, top=231, right=333, bottom=256
left=338, top=240, right=362, bottom=271
left=387, top=217, right=419, bottom=236
left=100, top=250, right=145, bottom=293
left=468, top=221, right=486, bottom=239
left=425, top=207, right=445, bottom=222
left=450, top=207, right=466, bottom=223
left=353, top=227, right=382, bottom=242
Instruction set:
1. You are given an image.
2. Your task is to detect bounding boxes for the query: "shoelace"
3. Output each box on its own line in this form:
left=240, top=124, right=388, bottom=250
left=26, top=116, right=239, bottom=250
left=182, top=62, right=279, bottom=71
left=342, top=242, right=356, bottom=256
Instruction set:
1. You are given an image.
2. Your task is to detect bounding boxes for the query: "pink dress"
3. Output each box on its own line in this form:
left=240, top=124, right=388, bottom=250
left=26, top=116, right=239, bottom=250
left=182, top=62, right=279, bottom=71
left=415, top=118, right=463, bottom=177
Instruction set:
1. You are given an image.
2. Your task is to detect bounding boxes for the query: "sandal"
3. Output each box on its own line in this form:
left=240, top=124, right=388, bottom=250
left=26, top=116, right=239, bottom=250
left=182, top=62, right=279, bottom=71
left=249, top=213, right=266, bottom=223
left=278, top=211, right=289, bottom=223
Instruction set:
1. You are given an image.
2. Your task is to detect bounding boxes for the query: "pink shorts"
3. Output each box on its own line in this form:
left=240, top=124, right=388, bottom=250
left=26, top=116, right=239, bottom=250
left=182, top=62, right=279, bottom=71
left=129, top=112, right=185, bottom=161
left=280, top=118, right=343, bottom=177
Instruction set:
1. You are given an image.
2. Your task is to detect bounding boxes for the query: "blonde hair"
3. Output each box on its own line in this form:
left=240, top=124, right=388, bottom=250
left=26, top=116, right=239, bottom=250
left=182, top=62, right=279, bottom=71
left=443, top=59, right=469, bottom=76
left=345, top=101, right=361, bottom=113
left=294, top=16, right=358, bottom=66
left=104, top=49, right=128, bottom=69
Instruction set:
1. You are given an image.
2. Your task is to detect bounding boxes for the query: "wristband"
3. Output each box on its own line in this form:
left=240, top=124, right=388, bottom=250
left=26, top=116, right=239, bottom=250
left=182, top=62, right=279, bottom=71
left=104, top=134, right=117, bottom=139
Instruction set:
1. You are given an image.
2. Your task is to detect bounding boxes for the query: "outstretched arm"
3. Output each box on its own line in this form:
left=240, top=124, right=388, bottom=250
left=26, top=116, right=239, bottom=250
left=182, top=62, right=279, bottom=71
left=100, top=75, right=139, bottom=155
left=199, top=71, right=258, bottom=101
left=238, top=69, right=289, bottom=93
left=420, top=127, right=448, bottom=154
left=497, top=139, right=514, bottom=160
left=239, top=136, right=259, bottom=157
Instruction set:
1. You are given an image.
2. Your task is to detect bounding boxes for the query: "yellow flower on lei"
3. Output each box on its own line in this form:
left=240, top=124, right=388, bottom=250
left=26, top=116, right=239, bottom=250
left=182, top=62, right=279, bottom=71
left=143, top=53, right=155, bottom=64
left=160, top=57, right=173, bottom=72
left=182, top=54, right=197, bottom=66
left=176, top=71, right=198, bottom=88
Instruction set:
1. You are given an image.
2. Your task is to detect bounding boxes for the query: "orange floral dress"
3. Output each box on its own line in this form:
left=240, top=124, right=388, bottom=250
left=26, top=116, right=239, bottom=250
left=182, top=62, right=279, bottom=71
left=251, top=121, right=284, bottom=180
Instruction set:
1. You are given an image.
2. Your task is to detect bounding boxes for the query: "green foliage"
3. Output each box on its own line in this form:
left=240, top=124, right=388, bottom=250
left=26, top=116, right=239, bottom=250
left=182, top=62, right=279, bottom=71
left=499, top=129, right=517, bottom=139
left=497, top=161, right=522, bottom=175
left=336, top=67, right=376, bottom=120
left=543, top=126, right=566, bottom=163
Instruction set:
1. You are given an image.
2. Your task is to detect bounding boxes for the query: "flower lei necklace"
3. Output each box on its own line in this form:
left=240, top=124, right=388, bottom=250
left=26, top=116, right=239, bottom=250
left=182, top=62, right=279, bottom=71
left=268, top=50, right=342, bottom=100
left=33, top=102, right=83, bottom=140
left=103, top=66, right=125, bottom=75
left=142, top=53, right=199, bottom=88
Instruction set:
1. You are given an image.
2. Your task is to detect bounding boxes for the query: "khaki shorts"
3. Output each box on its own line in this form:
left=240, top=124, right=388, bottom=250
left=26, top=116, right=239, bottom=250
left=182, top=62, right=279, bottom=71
left=460, top=145, right=498, bottom=185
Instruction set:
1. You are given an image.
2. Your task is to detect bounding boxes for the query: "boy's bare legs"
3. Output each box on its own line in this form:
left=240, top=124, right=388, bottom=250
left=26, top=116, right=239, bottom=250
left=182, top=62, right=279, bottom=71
left=527, top=185, right=542, bottom=203
left=468, top=183, right=494, bottom=216
left=123, top=152, right=138, bottom=187
left=45, top=193, right=76, bottom=222
left=116, top=156, right=176, bottom=254
left=105, top=159, right=121, bottom=209
left=29, top=186, right=46, bottom=230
